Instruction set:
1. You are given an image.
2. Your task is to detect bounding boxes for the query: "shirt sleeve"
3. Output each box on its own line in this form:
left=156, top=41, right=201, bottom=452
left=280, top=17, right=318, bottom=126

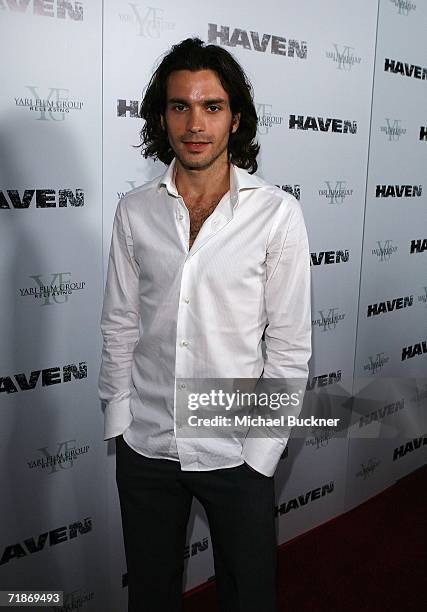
left=98, top=199, right=140, bottom=440
left=242, top=198, right=312, bottom=476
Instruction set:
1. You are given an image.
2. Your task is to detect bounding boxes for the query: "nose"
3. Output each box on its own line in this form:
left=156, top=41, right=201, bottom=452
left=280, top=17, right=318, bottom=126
left=187, top=107, right=205, bottom=133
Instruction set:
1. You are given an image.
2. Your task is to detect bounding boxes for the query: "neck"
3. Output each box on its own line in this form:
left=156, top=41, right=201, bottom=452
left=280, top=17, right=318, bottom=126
left=174, top=157, right=231, bottom=204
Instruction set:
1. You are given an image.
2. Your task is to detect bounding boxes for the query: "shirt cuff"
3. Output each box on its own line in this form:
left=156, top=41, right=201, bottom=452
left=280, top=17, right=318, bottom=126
left=242, top=436, right=288, bottom=477
left=103, top=396, right=133, bottom=440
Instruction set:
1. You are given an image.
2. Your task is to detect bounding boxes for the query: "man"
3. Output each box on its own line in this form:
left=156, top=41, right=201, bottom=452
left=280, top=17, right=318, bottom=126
left=99, top=38, right=311, bottom=612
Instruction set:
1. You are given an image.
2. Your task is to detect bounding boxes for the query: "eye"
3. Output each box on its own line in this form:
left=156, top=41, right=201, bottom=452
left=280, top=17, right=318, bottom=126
left=173, top=104, right=187, bottom=112
left=207, top=104, right=221, bottom=112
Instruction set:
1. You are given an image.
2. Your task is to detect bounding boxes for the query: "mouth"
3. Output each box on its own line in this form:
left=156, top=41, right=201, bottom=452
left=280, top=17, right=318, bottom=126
left=182, top=141, right=211, bottom=152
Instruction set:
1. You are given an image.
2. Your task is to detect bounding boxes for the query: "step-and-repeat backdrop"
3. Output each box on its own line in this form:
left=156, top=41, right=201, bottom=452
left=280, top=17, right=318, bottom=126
left=1, top=1, right=426, bottom=609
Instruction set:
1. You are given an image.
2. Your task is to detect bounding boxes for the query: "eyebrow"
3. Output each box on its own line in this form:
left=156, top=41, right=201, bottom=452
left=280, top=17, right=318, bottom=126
left=167, top=97, right=227, bottom=105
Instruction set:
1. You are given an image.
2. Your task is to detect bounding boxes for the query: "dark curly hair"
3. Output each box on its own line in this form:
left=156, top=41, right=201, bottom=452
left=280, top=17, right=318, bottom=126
left=138, top=37, right=260, bottom=173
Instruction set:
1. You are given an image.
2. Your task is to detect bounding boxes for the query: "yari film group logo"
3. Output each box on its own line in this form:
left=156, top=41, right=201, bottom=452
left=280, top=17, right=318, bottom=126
left=27, top=439, right=90, bottom=474
left=319, top=181, right=353, bottom=204
left=363, top=353, right=390, bottom=375
left=19, top=272, right=86, bottom=306
left=256, top=103, right=284, bottom=135
left=14, top=87, right=83, bottom=121
left=326, top=44, right=361, bottom=70
left=372, top=240, right=398, bottom=261
left=390, top=0, right=416, bottom=16
left=380, top=119, right=406, bottom=141
left=119, top=3, right=175, bottom=37
left=312, top=308, right=346, bottom=332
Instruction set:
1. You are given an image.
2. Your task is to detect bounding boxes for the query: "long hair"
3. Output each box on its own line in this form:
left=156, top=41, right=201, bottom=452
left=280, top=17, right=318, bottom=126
left=138, top=38, right=260, bottom=173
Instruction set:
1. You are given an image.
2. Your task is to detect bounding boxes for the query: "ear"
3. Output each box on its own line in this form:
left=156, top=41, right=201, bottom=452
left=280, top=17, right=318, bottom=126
left=231, top=112, right=241, bottom=134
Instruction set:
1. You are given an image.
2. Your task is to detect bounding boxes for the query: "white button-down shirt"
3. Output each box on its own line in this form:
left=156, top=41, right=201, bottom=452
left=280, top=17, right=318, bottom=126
left=98, top=160, right=311, bottom=476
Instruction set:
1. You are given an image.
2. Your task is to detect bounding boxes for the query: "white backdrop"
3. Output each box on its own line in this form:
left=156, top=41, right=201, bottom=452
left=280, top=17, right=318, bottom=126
left=1, top=0, right=426, bottom=609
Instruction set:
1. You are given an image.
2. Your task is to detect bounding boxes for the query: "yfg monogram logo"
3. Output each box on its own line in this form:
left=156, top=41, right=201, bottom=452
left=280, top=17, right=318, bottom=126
left=27, top=439, right=90, bottom=474
left=326, top=44, right=361, bottom=70
left=356, top=458, right=381, bottom=480
left=256, top=103, right=283, bottom=135
left=208, top=23, right=307, bottom=58
left=15, top=87, right=83, bottom=120
left=372, top=240, right=398, bottom=261
left=50, top=589, right=94, bottom=612
left=0, top=0, right=83, bottom=20
left=305, top=428, right=333, bottom=450
left=312, top=308, right=346, bottom=332
left=380, top=119, right=406, bottom=141
left=319, top=181, right=353, bottom=204
left=118, top=180, right=137, bottom=200
left=19, top=273, right=86, bottom=305
left=0, top=189, right=84, bottom=209
left=363, top=352, right=390, bottom=375
left=390, top=0, right=416, bottom=16
left=276, top=184, right=301, bottom=201
left=119, top=3, right=175, bottom=37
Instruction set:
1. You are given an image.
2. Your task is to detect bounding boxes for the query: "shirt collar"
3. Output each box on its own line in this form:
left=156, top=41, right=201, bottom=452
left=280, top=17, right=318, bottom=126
left=158, top=158, right=265, bottom=209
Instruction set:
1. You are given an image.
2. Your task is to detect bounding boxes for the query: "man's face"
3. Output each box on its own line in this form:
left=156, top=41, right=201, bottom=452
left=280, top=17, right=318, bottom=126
left=162, top=69, right=240, bottom=171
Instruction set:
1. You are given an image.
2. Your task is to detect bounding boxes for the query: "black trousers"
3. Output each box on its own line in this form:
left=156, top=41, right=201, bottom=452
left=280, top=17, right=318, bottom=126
left=115, top=435, right=278, bottom=612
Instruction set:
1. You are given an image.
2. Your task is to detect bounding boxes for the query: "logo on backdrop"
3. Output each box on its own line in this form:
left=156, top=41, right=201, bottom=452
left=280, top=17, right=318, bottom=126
left=118, top=4, right=175, bottom=37
left=384, top=57, right=427, bottom=80
left=0, top=517, right=92, bottom=566
left=305, top=428, right=334, bottom=450
left=310, top=250, right=350, bottom=265
left=19, top=273, right=86, bottom=305
left=380, top=119, right=406, bottom=141
left=371, top=240, right=398, bottom=261
left=276, top=184, right=301, bottom=201
left=363, top=353, right=390, bottom=375
left=184, top=537, right=209, bottom=560
left=0, top=0, right=83, bottom=20
left=393, top=434, right=427, bottom=461
left=410, top=238, right=427, bottom=253
left=117, top=99, right=140, bottom=118
left=418, top=287, right=427, bottom=306
left=306, top=369, right=342, bottom=391
left=367, top=295, right=413, bottom=317
left=117, top=180, right=137, bottom=200
left=319, top=181, right=353, bottom=204
left=312, top=308, right=346, bottom=331
left=0, top=189, right=84, bottom=209
left=356, top=458, right=381, bottom=480
left=51, top=589, right=95, bottom=612
left=358, top=398, right=405, bottom=428
left=420, top=126, right=427, bottom=140
left=208, top=23, right=307, bottom=58
left=390, top=1, right=416, bottom=16
left=275, top=481, right=334, bottom=517
left=289, top=115, right=357, bottom=134
left=256, top=103, right=284, bottom=135
left=0, top=361, right=87, bottom=394
left=27, top=439, right=90, bottom=474
left=375, top=184, right=422, bottom=198
left=325, top=44, right=361, bottom=70
left=14, top=87, right=83, bottom=120
left=401, top=339, right=427, bottom=361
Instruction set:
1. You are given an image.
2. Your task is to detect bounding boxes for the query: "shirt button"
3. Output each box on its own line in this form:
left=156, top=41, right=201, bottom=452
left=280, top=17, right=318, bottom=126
left=177, top=212, right=183, bottom=221
left=183, top=297, right=190, bottom=304
left=179, top=383, right=186, bottom=389
left=180, top=341, right=189, bottom=347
